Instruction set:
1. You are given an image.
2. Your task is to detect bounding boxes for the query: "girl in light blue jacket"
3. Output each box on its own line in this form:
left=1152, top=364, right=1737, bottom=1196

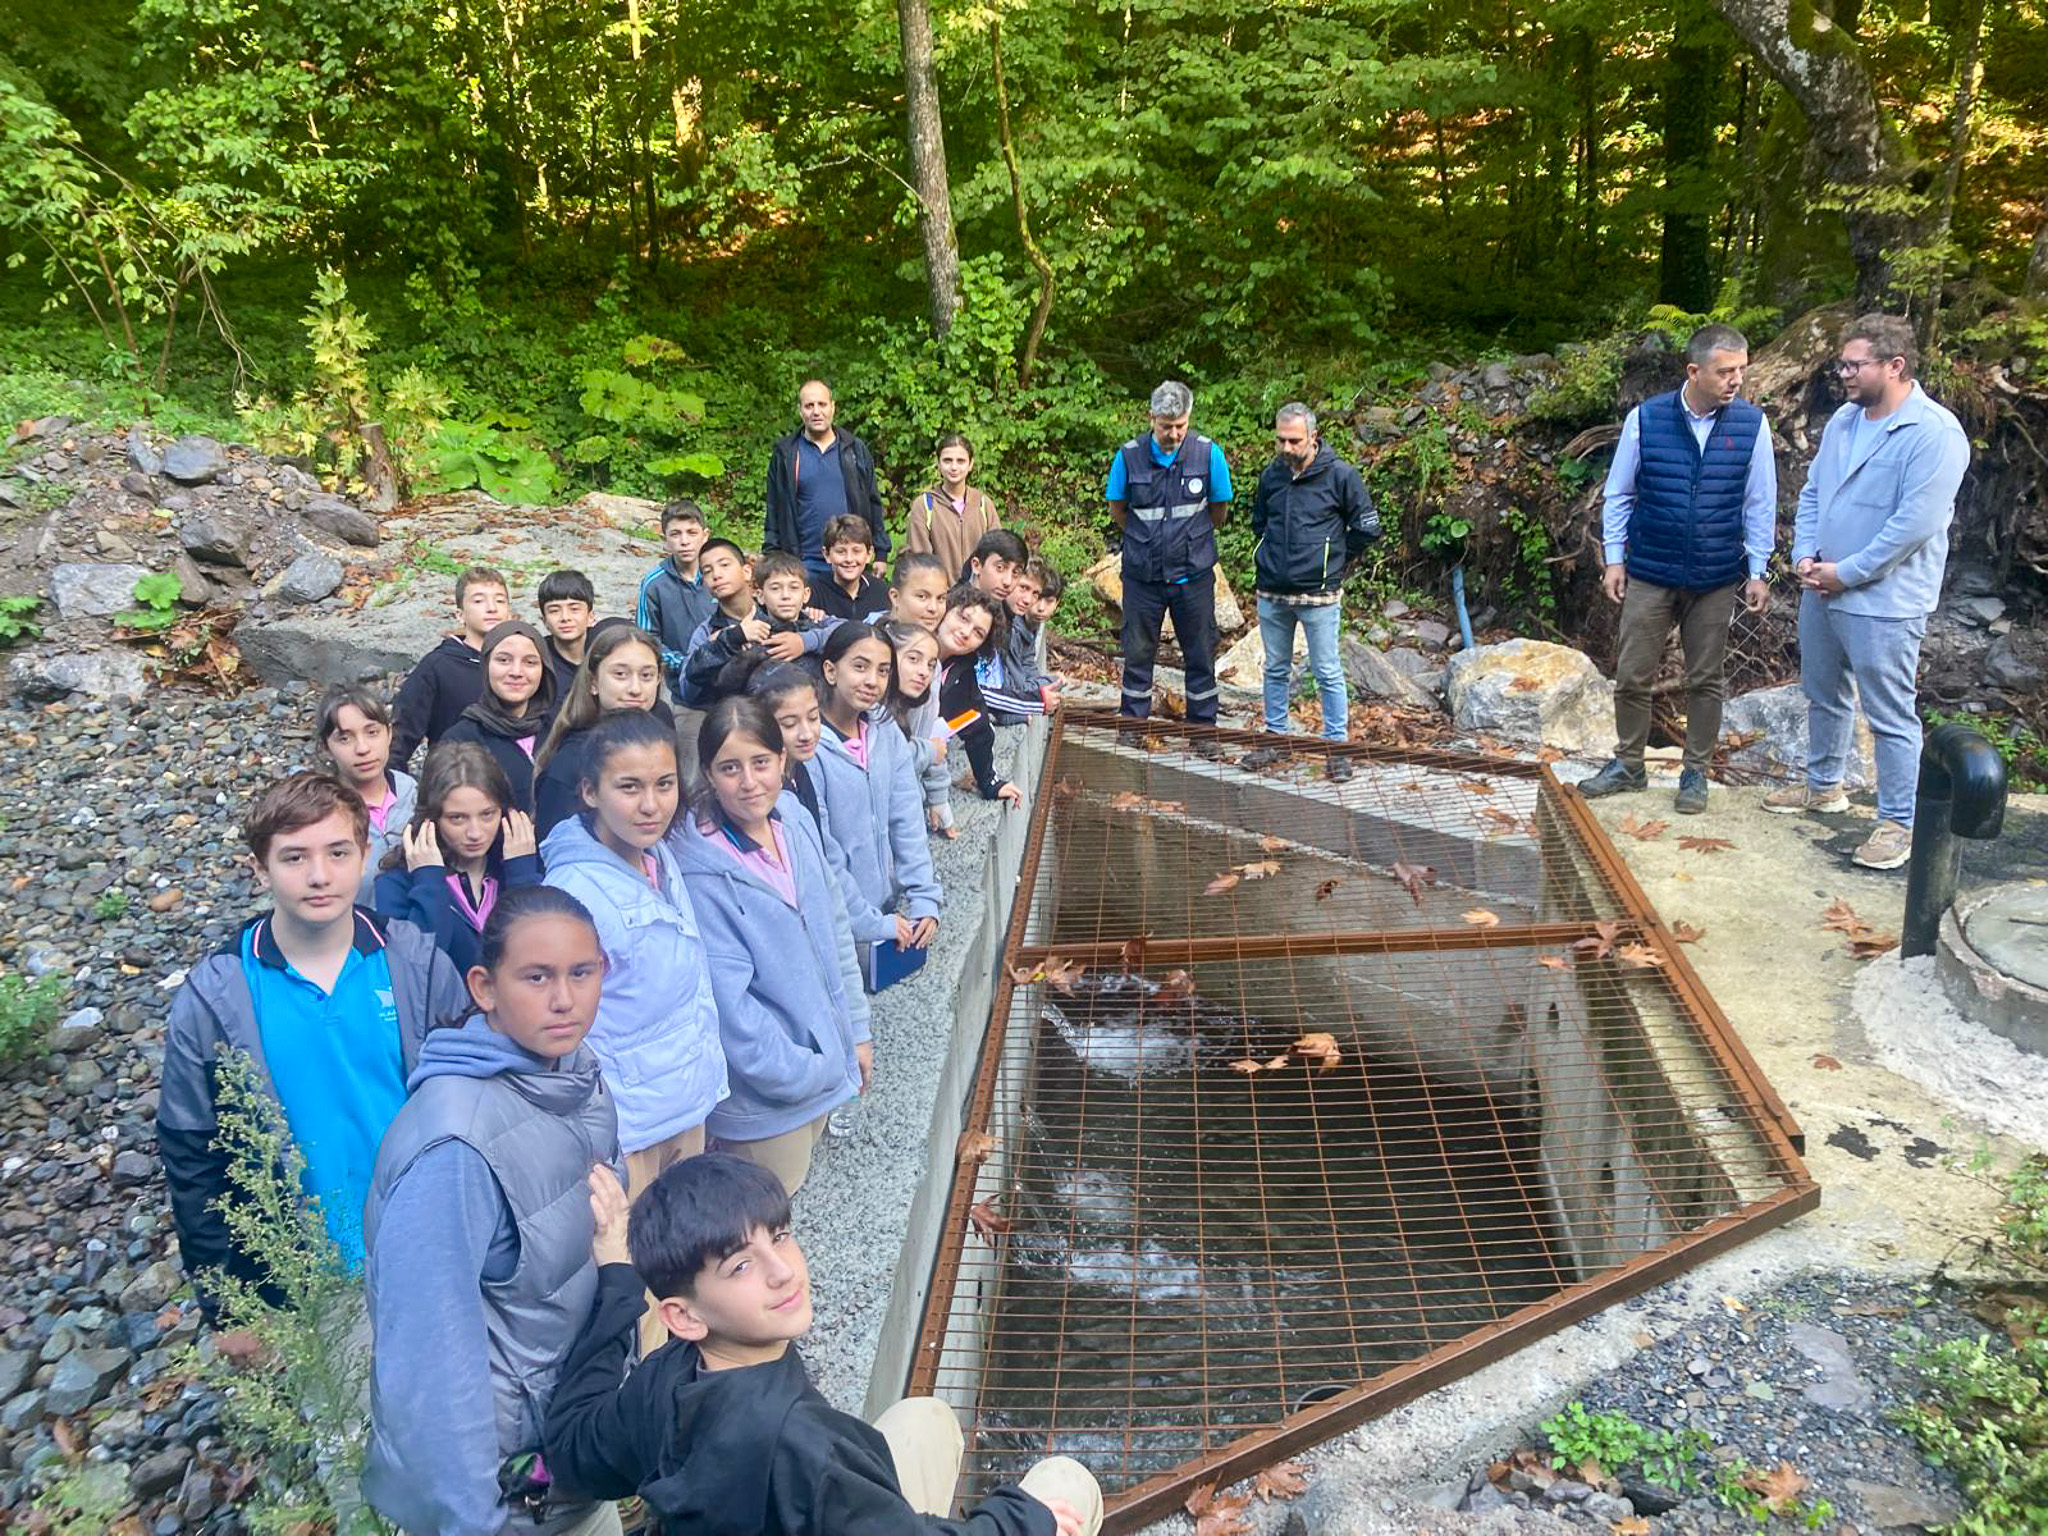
left=809, top=622, right=943, bottom=960
left=676, top=696, right=866, bottom=1195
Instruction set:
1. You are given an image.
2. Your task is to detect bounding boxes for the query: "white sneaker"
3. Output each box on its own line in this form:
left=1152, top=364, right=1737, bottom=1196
left=1763, top=782, right=1850, bottom=815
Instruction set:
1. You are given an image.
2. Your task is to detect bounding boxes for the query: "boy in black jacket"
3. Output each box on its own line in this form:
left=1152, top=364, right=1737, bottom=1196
left=391, top=565, right=511, bottom=768
left=547, top=1156, right=1100, bottom=1536
left=682, top=547, right=832, bottom=706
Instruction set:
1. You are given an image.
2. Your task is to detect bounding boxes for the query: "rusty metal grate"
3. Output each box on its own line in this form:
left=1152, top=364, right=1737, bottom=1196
left=907, top=713, right=1818, bottom=1530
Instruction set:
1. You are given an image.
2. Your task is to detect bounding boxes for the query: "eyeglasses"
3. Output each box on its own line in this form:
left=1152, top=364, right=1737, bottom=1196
left=1835, top=357, right=1889, bottom=376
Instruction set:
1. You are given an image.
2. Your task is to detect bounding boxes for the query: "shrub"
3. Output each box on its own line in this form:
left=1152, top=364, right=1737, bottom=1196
left=0, top=971, right=66, bottom=1065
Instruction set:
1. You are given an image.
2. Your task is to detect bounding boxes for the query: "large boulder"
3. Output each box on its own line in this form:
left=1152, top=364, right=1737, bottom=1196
left=301, top=494, right=381, bottom=548
left=161, top=435, right=229, bottom=485
left=275, top=550, right=344, bottom=604
left=49, top=561, right=151, bottom=619
left=1720, top=683, right=1877, bottom=790
left=1446, top=638, right=1614, bottom=753
left=1215, top=620, right=1306, bottom=690
left=1342, top=636, right=1443, bottom=711
left=178, top=510, right=250, bottom=568
left=9, top=649, right=151, bottom=702
left=1084, top=552, right=1245, bottom=636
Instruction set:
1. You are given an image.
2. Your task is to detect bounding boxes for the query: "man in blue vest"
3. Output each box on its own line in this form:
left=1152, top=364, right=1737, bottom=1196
left=1107, top=380, right=1233, bottom=728
left=1579, top=324, right=1777, bottom=815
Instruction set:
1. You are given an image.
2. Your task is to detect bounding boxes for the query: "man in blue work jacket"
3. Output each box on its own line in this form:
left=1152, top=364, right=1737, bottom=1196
left=1107, top=380, right=1233, bottom=727
left=1765, top=312, right=1971, bottom=871
left=1579, top=323, right=1776, bottom=816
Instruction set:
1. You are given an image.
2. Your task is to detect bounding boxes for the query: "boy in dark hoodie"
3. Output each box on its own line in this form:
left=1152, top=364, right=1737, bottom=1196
left=538, top=568, right=600, bottom=696
left=393, top=565, right=513, bottom=768
left=681, top=547, right=831, bottom=707
left=546, top=1155, right=1101, bottom=1536
left=157, top=773, right=470, bottom=1302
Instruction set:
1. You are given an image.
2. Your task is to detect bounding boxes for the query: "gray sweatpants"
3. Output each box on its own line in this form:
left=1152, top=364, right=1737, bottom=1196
left=1797, top=591, right=1927, bottom=826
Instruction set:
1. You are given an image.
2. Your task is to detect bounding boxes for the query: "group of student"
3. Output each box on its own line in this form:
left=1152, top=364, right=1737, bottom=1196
left=155, top=454, right=1100, bottom=1536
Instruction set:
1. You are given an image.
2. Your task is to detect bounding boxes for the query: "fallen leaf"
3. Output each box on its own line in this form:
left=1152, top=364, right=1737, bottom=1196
left=1107, top=789, right=1144, bottom=811
left=1576, top=1457, right=1607, bottom=1487
left=1616, top=814, right=1670, bottom=842
left=1848, top=930, right=1899, bottom=959
left=1538, top=954, right=1571, bottom=971
left=1314, top=878, right=1341, bottom=902
left=1669, top=920, right=1707, bottom=944
left=1459, top=778, right=1497, bottom=796
left=1677, top=835, right=1735, bottom=854
left=1739, top=1461, right=1809, bottom=1514
left=1462, top=908, right=1501, bottom=928
left=1041, top=955, right=1088, bottom=991
left=1571, top=920, right=1623, bottom=963
left=50, top=1415, right=82, bottom=1464
left=1258, top=835, right=1289, bottom=853
left=1615, top=942, right=1665, bottom=969
left=1051, top=776, right=1084, bottom=799
left=1185, top=1482, right=1255, bottom=1536
left=1292, top=1032, right=1343, bottom=1072
left=1006, top=963, right=1042, bottom=986
left=967, top=1201, right=1014, bottom=1241
left=1156, top=969, right=1196, bottom=1000
left=1141, top=734, right=1169, bottom=753
left=1811, top=1053, right=1843, bottom=1070
left=1148, top=797, right=1187, bottom=813
left=1392, top=861, right=1438, bottom=905
left=1229, top=1058, right=1267, bottom=1076
left=1120, top=936, right=1146, bottom=973
left=959, top=1131, right=996, bottom=1167
left=1819, top=898, right=1900, bottom=959
left=1240, top=858, right=1280, bottom=880
left=1610, top=1518, right=1651, bottom=1536
left=1205, top=871, right=1242, bottom=896
left=1820, top=897, right=1866, bottom=935
left=1252, top=1461, right=1309, bottom=1501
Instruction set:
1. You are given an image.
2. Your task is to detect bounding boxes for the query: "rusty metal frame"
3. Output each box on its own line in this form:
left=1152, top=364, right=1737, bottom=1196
left=905, top=711, right=1819, bottom=1529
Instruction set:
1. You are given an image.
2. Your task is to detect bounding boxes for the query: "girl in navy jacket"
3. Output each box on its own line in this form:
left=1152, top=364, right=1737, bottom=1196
left=677, top=697, right=868, bottom=1195
left=373, top=741, right=540, bottom=975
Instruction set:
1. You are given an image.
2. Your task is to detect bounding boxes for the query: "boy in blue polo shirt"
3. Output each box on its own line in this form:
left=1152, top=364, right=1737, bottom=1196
left=159, top=772, right=469, bottom=1308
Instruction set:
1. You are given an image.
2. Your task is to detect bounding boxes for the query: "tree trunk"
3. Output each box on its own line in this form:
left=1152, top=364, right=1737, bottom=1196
left=1918, top=0, right=1985, bottom=352
left=897, top=0, right=961, bottom=338
left=991, top=20, right=1053, bottom=387
left=2028, top=209, right=2048, bottom=300
left=1659, top=0, right=1723, bottom=312
left=1707, top=0, right=1921, bottom=305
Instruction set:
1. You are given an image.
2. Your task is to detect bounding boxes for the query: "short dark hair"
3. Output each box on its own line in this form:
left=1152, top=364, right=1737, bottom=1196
left=752, top=551, right=808, bottom=588
left=661, top=500, right=706, bottom=531
left=244, top=772, right=368, bottom=863
left=943, top=583, right=1008, bottom=656
left=537, top=569, right=596, bottom=608
left=1843, top=312, right=1917, bottom=381
left=629, top=1153, right=793, bottom=1299
left=892, top=552, right=947, bottom=589
left=699, top=536, right=747, bottom=569
left=314, top=684, right=392, bottom=745
left=1685, top=323, right=1749, bottom=367
left=821, top=514, right=873, bottom=553
left=455, top=565, right=509, bottom=605
left=967, top=528, right=1028, bottom=574
left=1026, top=557, right=1065, bottom=601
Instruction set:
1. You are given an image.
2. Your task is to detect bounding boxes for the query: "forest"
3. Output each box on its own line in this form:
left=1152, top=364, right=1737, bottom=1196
left=1, top=0, right=2045, bottom=632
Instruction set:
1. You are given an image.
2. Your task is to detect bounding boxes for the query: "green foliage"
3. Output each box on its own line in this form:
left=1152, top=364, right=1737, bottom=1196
left=1539, top=1401, right=1710, bottom=1491
left=0, top=595, right=43, bottom=645
left=114, top=570, right=183, bottom=632
left=572, top=337, right=726, bottom=490
left=200, top=1052, right=390, bottom=1534
left=1923, top=709, right=2048, bottom=795
left=0, top=971, right=67, bottom=1066
left=93, top=887, right=129, bottom=920
left=417, top=414, right=559, bottom=507
left=31, top=1464, right=130, bottom=1533
left=1897, top=1327, right=2048, bottom=1534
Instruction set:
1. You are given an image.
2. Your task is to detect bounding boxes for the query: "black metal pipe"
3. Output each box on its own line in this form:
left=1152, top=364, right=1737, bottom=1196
left=1901, top=724, right=2009, bottom=958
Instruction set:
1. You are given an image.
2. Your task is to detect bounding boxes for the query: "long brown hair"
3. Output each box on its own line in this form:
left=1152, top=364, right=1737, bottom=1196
left=534, top=623, right=663, bottom=772
left=379, top=741, right=514, bottom=871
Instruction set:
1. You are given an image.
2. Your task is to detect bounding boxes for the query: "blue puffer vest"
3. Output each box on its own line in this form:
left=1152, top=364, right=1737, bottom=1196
left=1120, top=434, right=1219, bottom=584
left=1625, top=390, right=1763, bottom=592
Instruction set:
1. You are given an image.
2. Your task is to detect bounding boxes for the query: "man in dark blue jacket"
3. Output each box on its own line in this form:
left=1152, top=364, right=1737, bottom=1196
left=1244, top=403, right=1379, bottom=782
left=763, top=380, right=890, bottom=582
left=1580, top=324, right=1777, bottom=815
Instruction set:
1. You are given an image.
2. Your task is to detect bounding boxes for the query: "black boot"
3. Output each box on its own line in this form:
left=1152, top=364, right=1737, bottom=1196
left=1576, top=757, right=1647, bottom=798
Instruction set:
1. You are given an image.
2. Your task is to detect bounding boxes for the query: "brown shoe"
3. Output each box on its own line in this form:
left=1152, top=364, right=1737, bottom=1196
left=1852, top=819, right=1912, bottom=871
left=1763, top=781, right=1850, bottom=815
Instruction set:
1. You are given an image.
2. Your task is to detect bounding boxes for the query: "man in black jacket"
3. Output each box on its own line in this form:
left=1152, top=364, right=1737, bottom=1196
left=763, top=380, right=890, bottom=582
left=1245, top=403, right=1380, bottom=781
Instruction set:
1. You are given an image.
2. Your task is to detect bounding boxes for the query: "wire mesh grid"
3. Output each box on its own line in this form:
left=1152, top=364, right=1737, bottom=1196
left=910, top=713, right=1817, bottom=1529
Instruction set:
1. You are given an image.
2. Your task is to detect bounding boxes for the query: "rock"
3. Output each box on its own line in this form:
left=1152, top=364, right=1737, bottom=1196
left=62, top=1057, right=104, bottom=1095
left=1956, top=595, right=2006, bottom=626
left=177, top=510, right=250, bottom=568
left=119, top=470, right=159, bottom=500
left=169, top=551, right=217, bottom=608
left=125, top=427, right=164, bottom=476
left=49, top=1006, right=103, bottom=1054
left=110, top=1151, right=155, bottom=1187
left=1381, top=647, right=1437, bottom=677
left=1342, top=636, right=1442, bottom=710
left=132, top=1446, right=192, bottom=1499
left=1787, top=1320, right=1876, bottom=1412
left=9, top=649, right=151, bottom=702
left=1845, top=1478, right=1961, bottom=1531
left=1215, top=620, right=1306, bottom=690
left=118, top=1260, right=183, bottom=1313
left=301, top=494, right=381, bottom=547
left=1481, top=361, right=1514, bottom=391
left=1083, top=553, right=1245, bottom=638
left=572, top=491, right=663, bottom=531
left=49, top=562, right=152, bottom=619
left=1720, top=682, right=1878, bottom=791
left=1618, top=1477, right=1682, bottom=1515
left=1409, top=618, right=1453, bottom=649
left=160, top=435, right=229, bottom=485
left=1, top=1388, right=46, bottom=1433
left=0, top=1350, right=32, bottom=1401
left=275, top=550, right=345, bottom=604
left=44, top=1346, right=131, bottom=1415
left=1446, top=638, right=1615, bottom=753
left=1984, top=634, right=2045, bottom=693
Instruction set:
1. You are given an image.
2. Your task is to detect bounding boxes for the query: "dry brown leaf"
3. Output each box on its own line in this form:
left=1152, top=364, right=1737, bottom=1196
left=1258, top=835, right=1289, bottom=853
left=1156, top=969, right=1196, bottom=1000
left=1051, top=776, right=1084, bottom=799
left=1739, top=1461, right=1809, bottom=1514
left=1669, top=920, right=1707, bottom=945
left=1120, top=936, right=1147, bottom=973
left=1538, top=954, right=1571, bottom=971
left=1292, top=1032, right=1343, bottom=1072
left=1392, top=861, right=1437, bottom=905
left=1616, top=814, right=1670, bottom=842
left=1848, top=930, right=1900, bottom=959
left=1107, top=789, right=1143, bottom=811
left=1610, top=1518, right=1651, bottom=1536
left=1459, top=778, right=1497, bottom=796
left=1229, top=1057, right=1267, bottom=1077
left=1252, top=1461, right=1309, bottom=1501
left=959, top=1131, right=996, bottom=1167
left=1462, top=908, right=1502, bottom=928
left=1677, top=835, right=1736, bottom=854
left=1205, top=871, right=1242, bottom=896
left=1575, top=1457, right=1607, bottom=1487
left=1240, top=858, right=1281, bottom=880
left=1314, top=878, right=1341, bottom=902
left=1811, top=1053, right=1843, bottom=1071
left=1615, top=942, right=1665, bottom=969
left=50, top=1414, right=82, bottom=1464
left=967, top=1201, right=1014, bottom=1241
left=1819, top=897, right=1900, bottom=959
left=1041, top=955, right=1088, bottom=991
left=1572, top=920, right=1623, bottom=963
left=1141, top=734, right=1169, bottom=753
left=1184, top=1482, right=1255, bottom=1536
left=1820, top=897, right=1865, bottom=935
left=1006, top=963, right=1042, bottom=986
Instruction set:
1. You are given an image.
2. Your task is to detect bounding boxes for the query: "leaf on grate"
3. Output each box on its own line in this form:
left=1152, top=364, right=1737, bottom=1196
left=1462, top=908, right=1501, bottom=928
left=1205, top=871, right=1242, bottom=896
left=1392, top=860, right=1438, bottom=905
left=1677, top=835, right=1736, bottom=854
left=1051, top=776, right=1084, bottom=799
left=1669, top=920, right=1707, bottom=944
left=1314, top=878, right=1341, bottom=902
left=1538, top=954, right=1571, bottom=971
left=1156, top=969, right=1196, bottom=1000
left=1810, top=1053, right=1843, bottom=1071
left=967, top=1201, right=1014, bottom=1241
left=1229, top=1057, right=1266, bottom=1076
left=1616, top=814, right=1670, bottom=842
left=1480, top=807, right=1530, bottom=836
left=1615, top=942, right=1665, bottom=969
left=1142, top=734, right=1169, bottom=753
left=1107, top=789, right=1144, bottom=811
left=1252, top=1461, right=1309, bottom=1501
left=1184, top=1482, right=1255, bottom=1536
left=1572, top=920, right=1624, bottom=963
left=1292, top=1032, right=1343, bottom=1072
left=1041, top=955, right=1088, bottom=991
left=1459, top=778, right=1497, bottom=796
left=1240, top=858, right=1280, bottom=880
left=1006, top=963, right=1042, bottom=986
left=958, top=1131, right=996, bottom=1167
left=1120, top=936, right=1147, bottom=974
left=1259, top=835, right=1289, bottom=853
left=1739, top=1461, right=1809, bottom=1514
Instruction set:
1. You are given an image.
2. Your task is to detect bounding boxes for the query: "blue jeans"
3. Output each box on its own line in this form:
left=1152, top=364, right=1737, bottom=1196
left=1798, top=591, right=1927, bottom=826
left=1258, top=597, right=1346, bottom=740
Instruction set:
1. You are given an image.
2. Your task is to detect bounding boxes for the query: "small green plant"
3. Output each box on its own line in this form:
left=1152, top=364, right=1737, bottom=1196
left=31, top=1464, right=130, bottom=1534
left=115, top=570, right=183, bottom=632
left=0, top=971, right=67, bottom=1064
left=0, top=593, right=42, bottom=644
left=93, top=887, right=130, bottom=920
left=1539, top=1401, right=1710, bottom=1491
left=418, top=411, right=560, bottom=506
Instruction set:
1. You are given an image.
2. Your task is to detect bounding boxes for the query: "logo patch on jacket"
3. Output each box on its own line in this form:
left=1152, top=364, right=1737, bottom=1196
left=1188, top=477, right=1204, bottom=495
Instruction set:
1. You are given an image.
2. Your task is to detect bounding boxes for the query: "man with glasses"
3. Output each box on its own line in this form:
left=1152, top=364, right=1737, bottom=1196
left=1579, top=323, right=1776, bottom=815
left=1242, top=403, right=1380, bottom=782
left=1765, top=313, right=1972, bottom=869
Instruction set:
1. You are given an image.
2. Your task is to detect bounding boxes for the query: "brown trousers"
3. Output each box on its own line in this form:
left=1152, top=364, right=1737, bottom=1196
left=1612, top=576, right=1740, bottom=773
